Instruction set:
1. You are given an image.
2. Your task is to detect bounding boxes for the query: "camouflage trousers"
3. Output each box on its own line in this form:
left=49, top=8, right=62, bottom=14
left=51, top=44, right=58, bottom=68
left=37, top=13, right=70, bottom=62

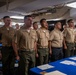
left=1, top=46, right=15, bottom=75
left=65, top=43, right=75, bottom=57
left=18, top=50, right=35, bottom=75
left=38, top=48, right=49, bottom=65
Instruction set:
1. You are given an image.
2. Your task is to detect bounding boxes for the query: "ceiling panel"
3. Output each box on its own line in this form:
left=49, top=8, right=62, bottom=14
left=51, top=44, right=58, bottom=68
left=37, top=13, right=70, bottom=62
left=0, top=0, right=15, bottom=7
left=11, top=0, right=75, bottom=12
left=0, top=0, right=75, bottom=22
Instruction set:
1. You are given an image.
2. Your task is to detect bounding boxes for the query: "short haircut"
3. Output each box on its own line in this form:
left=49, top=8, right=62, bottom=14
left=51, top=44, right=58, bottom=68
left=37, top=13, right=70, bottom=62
left=40, top=18, right=46, bottom=24
left=33, top=22, right=37, bottom=25
left=24, top=15, right=32, bottom=20
left=67, top=19, right=73, bottom=23
left=3, top=16, right=10, bottom=20
left=54, top=21, right=61, bottom=25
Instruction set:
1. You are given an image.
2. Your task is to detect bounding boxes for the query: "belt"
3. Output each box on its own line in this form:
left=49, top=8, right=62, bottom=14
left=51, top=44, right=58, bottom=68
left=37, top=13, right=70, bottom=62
left=19, top=49, right=34, bottom=52
left=2, top=44, right=12, bottom=47
left=52, top=47, right=62, bottom=49
left=39, top=46, right=48, bottom=49
left=66, top=41, right=74, bottom=44
left=2, top=46, right=12, bottom=48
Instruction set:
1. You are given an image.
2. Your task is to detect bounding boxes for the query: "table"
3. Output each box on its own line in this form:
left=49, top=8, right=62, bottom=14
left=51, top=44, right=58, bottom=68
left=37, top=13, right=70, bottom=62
left=30, top=56, right=76, bottom=75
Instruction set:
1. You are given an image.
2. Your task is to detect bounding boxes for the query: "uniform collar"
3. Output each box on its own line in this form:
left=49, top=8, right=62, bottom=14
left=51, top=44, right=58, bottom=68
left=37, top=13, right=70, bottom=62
left=39, top=27, right=47, bottom=32
left=68, top=27, right=73, bottom=29
left=3, top=25, right=10, bottom=30
left=54, top=28, right=61, bottom=32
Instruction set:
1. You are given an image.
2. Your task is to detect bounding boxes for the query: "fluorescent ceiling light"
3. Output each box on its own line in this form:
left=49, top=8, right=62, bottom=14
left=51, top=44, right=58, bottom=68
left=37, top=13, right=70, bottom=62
left=66, top=2, right=76, bottom=8
left=18, top=23, right=24, bottom=25
left=0, top=22, right=4, bottom=25
left=0, top=22, right=24, bottom=26
left=21, top=12, right=33, bottom=15
left=10, top=16, right=24, bottom=19
left=47, top=18, right=61, bottom=21
left=12, top=22, right=16, bottom=25
left=45, top=13, right=52, bottom=15
left=12, top=22, right=24, bottom=25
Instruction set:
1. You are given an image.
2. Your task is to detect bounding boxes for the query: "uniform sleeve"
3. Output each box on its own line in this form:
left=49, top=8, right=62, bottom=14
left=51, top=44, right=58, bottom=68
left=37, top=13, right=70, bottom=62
left=0, top=28, right=2, bottom=40
left=47, top=30, right=50, bottom=41
left=13, top=30, right=22, bottom=45
left=63, top=29, right=67, bottom=37
left=36, top=30, right=40, bottom=40
left=35, top=31, right=38, bottom=42
left=49, top=31, right=54, bottom=41
left=74, top=31, right=76, bottom=43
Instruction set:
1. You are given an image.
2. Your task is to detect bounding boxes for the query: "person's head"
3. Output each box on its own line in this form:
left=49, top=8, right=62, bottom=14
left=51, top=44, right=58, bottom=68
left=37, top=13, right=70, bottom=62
left=63, top=24, right=68, bottom=30
left=24, top=15, right=33, bottom=28
left=40, top=18, right=48, bottom=29
left=54, top=21, right=62, bottom=30
left=3, top=16, right=11, bottom=26
left=67, top=19, right=74, bottom=28
left=33, top=22, right=38, bottom=30
left=15, top=24, right=20, bottom=30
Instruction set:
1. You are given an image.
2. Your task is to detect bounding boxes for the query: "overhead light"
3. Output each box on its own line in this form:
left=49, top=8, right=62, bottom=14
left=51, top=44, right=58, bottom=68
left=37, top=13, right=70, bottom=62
left=12, top=22, right=24, bottom=25
left=0, top=22, right=24, bottom=26
left=18, top=23, right=24, bottom=25
left=47, top=18, right=61, bottom=21
left=12, top=22, right=16, bottom=25
left=21, top=12, right=33, bottom=15
left=45, top=13, right=52, bottom=15
left=10, top=16, right=24, bottom=19
left=0, top=22, right=4, bottom=25
left=66, top=2, right=76, bottom=8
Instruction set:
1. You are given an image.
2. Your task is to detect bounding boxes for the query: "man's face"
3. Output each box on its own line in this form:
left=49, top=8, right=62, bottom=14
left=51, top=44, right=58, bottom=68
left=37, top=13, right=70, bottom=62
left=15, top=24, right=20, bottom=29
left=41, top=20, right=48, bottom=29
left=68, top=20, right=74, bottom=27
left=24, top=17, right=33, bottom=27
left=33, top=23, right=38, bottom=30
left=56, top=22, right=62, bottom=29
left=3, top=18, right=11, bottom=26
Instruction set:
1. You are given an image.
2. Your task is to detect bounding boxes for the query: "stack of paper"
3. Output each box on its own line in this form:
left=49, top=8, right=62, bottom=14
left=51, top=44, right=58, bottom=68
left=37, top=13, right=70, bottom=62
left=69, top=57, right=76, bottom=61
left=60, top=60, right=76, bottom=66
left=44, top=70, right=67, bottom=75
left=37, top=64, right=54, bottom=70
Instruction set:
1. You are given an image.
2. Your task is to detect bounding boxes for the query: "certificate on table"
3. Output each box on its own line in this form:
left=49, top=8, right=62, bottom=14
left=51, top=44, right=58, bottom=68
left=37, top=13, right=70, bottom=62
left=60, top=60, right=76, bottom=66
left=44, top=70, right=67, bottom=75
left=37, top=64, right=54, bottom=70
left=69, top=57, right=76, bottom=61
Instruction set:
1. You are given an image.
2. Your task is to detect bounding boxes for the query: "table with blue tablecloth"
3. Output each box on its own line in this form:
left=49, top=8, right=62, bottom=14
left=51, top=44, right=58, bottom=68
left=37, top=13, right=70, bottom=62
left=30, top=56, right=76, bottom=75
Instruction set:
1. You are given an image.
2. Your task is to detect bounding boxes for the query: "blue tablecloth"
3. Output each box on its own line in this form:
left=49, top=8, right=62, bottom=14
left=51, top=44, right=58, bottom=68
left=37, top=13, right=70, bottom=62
left=30, top=56, right=76, bottom=75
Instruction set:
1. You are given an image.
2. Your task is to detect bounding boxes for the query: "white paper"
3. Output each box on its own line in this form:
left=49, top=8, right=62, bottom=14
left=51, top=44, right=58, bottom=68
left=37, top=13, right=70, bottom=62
left=44, top=70, right=67, bottom=75
left=37, top=64, right=54, bottom=70
left=69, top=57, right=76, bottom=61
left=60, top=60, right=76, bottom=66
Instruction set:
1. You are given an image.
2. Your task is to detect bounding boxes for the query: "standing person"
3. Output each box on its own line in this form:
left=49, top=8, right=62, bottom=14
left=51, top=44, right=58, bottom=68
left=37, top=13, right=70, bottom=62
left=15, top=24, right=20, bottom=30
left=49, top=22, right=63, bottom=61
left=74, top=25, right=76, bottom=55
left=37, top=18, right=50, bottom=65
left=63, top=19, right=75, bottom=57
left=0, top=16, right=15, bottom=75
left=33, top=22, right=39, bottom=66
left=63, top=24, right=68, bottom=31
left=12, top=15, right=38, bottom=75
left=33, top=22, right=38, bottom=30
